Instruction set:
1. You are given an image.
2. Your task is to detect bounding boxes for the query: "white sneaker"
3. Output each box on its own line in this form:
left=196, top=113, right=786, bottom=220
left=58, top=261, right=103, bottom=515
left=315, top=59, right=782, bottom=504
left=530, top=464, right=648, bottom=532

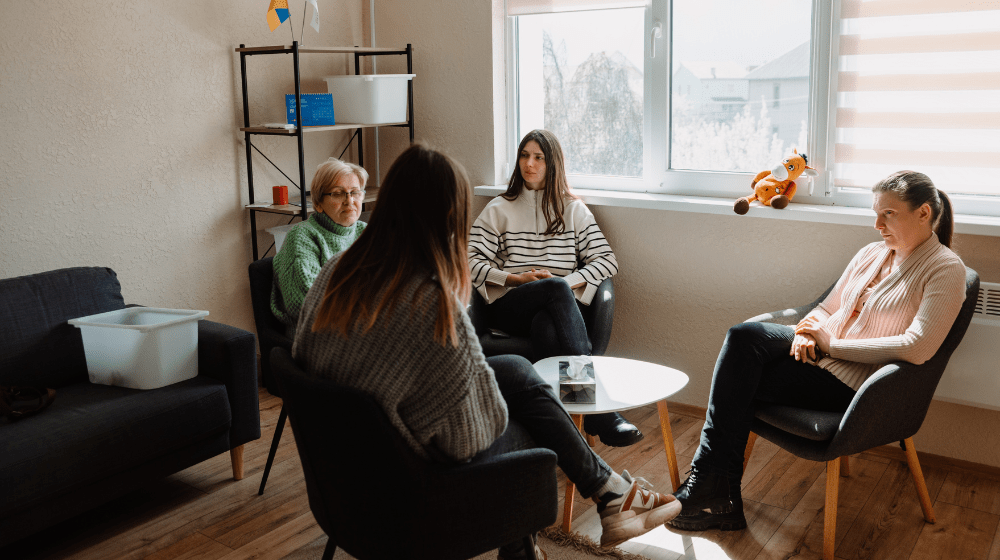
left=598, top=471, right=681, bottom=548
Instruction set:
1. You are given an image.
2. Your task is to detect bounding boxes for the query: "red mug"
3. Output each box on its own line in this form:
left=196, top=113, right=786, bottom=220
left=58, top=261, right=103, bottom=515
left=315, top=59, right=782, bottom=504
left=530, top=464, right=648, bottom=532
left=272, top=186, right=289, bottom=205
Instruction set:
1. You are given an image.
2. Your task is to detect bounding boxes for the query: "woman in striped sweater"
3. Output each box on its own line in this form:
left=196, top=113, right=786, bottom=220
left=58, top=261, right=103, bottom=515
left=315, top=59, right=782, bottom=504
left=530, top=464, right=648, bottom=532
left=469, top=129, right=642, bottom=447
left=669, top=171, right=968, bottom=532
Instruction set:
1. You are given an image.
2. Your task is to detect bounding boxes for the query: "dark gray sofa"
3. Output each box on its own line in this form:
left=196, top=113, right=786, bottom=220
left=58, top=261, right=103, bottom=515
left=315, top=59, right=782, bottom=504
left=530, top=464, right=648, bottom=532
left=0, top=266, right=261, bottom=547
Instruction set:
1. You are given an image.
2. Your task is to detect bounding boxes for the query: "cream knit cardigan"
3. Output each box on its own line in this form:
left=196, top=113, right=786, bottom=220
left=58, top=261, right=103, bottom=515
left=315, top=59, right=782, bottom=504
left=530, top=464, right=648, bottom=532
left=809, top=234, right=967, bottom=390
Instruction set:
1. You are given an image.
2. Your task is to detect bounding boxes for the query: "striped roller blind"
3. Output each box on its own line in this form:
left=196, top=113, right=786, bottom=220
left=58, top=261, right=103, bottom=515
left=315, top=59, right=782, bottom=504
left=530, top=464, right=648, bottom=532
left=507, top=0, right=643, bottom=16
left=833, top=0, right=1000, bottom=197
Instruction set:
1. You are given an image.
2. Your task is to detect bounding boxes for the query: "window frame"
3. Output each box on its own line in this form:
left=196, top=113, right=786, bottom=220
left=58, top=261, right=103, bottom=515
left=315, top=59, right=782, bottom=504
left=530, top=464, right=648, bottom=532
left=503, top=0, right=1000, bottom=218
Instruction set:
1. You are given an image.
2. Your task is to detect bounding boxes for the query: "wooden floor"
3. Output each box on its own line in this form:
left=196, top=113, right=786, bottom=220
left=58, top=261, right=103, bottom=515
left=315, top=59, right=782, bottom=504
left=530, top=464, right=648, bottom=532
left=5, top=389, right=1000, bottom=560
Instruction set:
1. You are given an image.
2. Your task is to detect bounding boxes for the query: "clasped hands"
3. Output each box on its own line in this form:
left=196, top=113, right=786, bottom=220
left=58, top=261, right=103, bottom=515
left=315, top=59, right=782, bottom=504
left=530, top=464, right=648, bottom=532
left=505, top=269, right=585, bottom=289
left=791, top=316, right=832, bottom=364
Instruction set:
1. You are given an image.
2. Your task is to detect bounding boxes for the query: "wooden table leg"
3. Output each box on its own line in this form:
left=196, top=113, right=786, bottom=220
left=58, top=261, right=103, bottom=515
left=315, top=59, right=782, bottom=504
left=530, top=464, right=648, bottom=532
left=657, top=401, right=681, bottom=492
left=562, top=414, right=584, bottom=533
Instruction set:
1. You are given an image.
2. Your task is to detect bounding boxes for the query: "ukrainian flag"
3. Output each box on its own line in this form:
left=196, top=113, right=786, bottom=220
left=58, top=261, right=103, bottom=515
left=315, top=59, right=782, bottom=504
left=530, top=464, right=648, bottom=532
left=267, top=0, right=290, bottom=32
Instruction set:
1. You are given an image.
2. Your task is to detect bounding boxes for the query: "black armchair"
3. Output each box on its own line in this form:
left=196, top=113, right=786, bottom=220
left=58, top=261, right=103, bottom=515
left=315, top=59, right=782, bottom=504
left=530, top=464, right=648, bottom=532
left=247, top=257, right=293, bottom=495
left=270, top=347, right=558, bottom=560
left=467, top=276, right=616, bottom=361
left=742, top=266, right=980, bottom=560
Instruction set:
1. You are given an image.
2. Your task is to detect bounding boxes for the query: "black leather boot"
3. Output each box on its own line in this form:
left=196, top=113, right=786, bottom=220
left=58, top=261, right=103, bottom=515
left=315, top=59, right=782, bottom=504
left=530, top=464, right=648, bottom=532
left=668, top=469, right=747, bottom=531
left=583, top=412, right=644, bottom=447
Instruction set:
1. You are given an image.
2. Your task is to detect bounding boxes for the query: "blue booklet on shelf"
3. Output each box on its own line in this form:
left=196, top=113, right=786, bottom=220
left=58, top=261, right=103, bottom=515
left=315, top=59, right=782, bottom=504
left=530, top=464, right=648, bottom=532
left=285, top=94, right=336, bottom=127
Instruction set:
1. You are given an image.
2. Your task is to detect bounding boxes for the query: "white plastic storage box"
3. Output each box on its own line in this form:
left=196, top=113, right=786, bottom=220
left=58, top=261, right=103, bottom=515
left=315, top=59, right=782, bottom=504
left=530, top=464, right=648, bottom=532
left=267, top=223, right=298, bottom=254
left=323, top=74, right=415, bottom=124
left=68, top=308, right=209, bottom=390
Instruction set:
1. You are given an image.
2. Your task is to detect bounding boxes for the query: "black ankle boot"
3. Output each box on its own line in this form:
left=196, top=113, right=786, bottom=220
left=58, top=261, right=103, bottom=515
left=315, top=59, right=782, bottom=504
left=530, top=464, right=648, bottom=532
left=668, top=469, right=747, bottom=531
left=583, top=412, right=644, bottom=447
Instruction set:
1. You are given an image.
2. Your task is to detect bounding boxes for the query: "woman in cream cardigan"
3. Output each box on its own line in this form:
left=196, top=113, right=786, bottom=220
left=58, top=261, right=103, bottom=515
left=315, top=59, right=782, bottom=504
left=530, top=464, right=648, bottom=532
left=670, top=171, right=967, bottom=532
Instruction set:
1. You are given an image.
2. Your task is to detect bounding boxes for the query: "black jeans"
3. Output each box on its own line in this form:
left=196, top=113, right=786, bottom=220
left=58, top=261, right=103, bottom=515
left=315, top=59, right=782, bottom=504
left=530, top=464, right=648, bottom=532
left=692, top=322, right=857, bottom=479
left=477, top=355, right=612, bottom=497
left=485, top=277, right=592, bottom=359
left=479, top=355, right=612, bottom=558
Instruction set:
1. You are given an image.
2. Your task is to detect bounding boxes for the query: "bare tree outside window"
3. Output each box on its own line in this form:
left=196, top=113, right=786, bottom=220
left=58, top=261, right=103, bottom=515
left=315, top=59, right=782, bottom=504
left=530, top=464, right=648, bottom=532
left=517, top=10, right=644, bottom=178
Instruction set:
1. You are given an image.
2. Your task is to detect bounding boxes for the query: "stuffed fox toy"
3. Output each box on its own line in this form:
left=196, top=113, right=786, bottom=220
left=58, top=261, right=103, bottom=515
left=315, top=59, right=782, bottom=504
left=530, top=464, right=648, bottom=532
left=734, top=150, right=818, bottom=215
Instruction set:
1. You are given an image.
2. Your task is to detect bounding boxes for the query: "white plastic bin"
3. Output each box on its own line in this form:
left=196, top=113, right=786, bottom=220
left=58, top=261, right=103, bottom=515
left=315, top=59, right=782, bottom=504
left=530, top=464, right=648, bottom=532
left=68, top=308, right=209, bottom=390
left=267, top=223, right=298, bottom=254
left=323, top=74, right=415, bottom=124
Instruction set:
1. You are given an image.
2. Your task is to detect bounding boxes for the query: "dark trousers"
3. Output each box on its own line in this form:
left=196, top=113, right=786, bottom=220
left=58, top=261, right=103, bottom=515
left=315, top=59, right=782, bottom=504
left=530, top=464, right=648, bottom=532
left=692, top=322, right=857, bottom=479
left=477, top=355, right=612, bottom=497
left=479, top=355, right=612, bottom=559
left=485, top=278, right=592, bottom=359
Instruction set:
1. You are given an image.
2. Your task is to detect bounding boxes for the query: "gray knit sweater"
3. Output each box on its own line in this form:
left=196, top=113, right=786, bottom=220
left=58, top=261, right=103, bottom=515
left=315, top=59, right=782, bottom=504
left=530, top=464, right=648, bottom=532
left=292, top=253, right=509, bottom=462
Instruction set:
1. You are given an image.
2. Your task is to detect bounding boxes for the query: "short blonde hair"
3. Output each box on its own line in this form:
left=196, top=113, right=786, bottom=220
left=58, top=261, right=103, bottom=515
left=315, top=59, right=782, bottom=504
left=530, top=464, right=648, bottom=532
left=310, top=158, right=369, bottom=208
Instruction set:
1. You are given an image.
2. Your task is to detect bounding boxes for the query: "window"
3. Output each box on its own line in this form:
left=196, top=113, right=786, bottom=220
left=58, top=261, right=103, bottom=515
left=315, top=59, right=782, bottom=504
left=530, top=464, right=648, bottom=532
left=515, top=7, right=645, bottom=178
left=506, top=0, right=1000, bottom=216
left=828, top=1, right=1000, bottom=216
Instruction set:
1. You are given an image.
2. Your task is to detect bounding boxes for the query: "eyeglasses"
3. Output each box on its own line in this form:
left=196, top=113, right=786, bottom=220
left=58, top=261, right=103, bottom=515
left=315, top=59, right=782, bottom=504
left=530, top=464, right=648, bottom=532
left=324, top=190, right=366, bottom=202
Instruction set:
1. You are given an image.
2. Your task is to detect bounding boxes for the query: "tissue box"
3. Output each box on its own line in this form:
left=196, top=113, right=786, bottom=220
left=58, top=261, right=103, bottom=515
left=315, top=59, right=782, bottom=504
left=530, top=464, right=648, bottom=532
left=285, top=93, right=336, bottom=126
left=558, top=358, right=596, bottom=404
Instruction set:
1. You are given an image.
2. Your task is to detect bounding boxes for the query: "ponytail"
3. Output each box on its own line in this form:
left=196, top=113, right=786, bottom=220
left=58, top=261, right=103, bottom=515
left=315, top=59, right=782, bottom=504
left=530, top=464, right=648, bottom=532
left=936, top=189, right=954, bottom=248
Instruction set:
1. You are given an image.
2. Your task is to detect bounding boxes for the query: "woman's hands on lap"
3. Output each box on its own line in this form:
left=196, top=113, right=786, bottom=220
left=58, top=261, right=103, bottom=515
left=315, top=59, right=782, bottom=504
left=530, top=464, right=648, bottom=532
left=793, top=316, right=833, bottom=362
left=790, top=333, right=819, bottom=363
left=506, top=268, right=553, bottom=287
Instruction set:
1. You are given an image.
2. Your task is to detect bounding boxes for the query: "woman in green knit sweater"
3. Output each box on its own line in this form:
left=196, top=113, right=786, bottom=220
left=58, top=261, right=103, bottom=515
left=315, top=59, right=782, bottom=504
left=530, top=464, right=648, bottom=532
left=271, top=158, right=368, bottom=333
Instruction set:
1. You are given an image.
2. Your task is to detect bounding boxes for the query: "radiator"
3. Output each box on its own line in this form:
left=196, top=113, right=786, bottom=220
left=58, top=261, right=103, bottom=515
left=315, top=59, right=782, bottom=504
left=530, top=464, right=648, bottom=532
left=934, top=281, right=1000, bottom=411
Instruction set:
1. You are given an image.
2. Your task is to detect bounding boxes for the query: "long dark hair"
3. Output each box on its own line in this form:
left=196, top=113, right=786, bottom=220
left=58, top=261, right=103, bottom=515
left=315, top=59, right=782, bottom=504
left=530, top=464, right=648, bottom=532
left=501, top=129, right=578, bottom=235
left=312, top=143, right=472, bottom=347
left=872, top=171, right=954, bottom=248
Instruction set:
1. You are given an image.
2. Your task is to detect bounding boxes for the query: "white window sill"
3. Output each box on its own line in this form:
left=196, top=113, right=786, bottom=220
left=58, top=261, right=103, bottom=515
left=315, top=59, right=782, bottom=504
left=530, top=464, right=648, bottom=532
left=474, top=186, right=1000, bottom=238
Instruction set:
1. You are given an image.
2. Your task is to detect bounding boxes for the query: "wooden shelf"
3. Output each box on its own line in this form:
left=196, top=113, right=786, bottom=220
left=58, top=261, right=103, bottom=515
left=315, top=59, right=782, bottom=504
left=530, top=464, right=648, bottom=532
left=236, top=45, right=410, bottom=54
left=241, top=122, right=408, bottom=135
left=245, top=204, right=314, bottom=216
left=246, top=189, right=378, bottom=215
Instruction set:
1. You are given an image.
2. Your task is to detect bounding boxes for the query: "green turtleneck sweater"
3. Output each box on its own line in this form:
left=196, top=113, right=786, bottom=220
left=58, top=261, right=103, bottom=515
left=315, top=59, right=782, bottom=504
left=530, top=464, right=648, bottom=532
left=270, top=212, right=366, bottom=328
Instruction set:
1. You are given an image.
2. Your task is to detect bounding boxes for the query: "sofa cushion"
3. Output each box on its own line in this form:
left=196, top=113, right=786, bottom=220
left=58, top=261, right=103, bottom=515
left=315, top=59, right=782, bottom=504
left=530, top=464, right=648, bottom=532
left=0, top=377, right=231, bottom=515
left=0, top=267, right=125, bottom=388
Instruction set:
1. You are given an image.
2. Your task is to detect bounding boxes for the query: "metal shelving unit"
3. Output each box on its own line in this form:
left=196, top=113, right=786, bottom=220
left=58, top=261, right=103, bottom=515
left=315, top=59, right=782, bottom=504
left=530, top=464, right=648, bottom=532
left=236, top=41, right=414, bottom=260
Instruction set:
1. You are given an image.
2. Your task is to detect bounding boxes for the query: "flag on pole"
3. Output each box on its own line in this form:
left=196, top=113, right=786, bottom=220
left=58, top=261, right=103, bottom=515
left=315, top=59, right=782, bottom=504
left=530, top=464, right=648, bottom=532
left=267, top=0, right=290, bottom=32
left=307, top=0, right=320, bottom=33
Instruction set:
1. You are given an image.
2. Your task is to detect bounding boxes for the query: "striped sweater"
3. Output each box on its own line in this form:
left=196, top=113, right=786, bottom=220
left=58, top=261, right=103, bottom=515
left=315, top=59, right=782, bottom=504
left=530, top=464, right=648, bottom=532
left=469, top=189, right=618, bottom=305
left=808, top=234, right=966, bottom=390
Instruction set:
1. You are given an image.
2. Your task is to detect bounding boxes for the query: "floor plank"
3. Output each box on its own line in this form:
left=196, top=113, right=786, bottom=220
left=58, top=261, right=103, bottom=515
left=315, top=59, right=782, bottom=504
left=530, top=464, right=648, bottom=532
left=836, top=460, right=948, bottom=560
left=937, top=470, right=1000, bottom=515
left=908, top=501, right=999, bottom=560
left=143, top=532, right=234, bottom=560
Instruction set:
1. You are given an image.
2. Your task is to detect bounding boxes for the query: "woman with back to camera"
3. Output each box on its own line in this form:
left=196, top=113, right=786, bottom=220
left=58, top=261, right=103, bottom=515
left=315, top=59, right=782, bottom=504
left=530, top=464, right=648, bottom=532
left=293, top=143, right=681, bottom=558
left=468, top=129, right=642, bottom=447
left=669, top=171, right=967, bottom=532
left=271, top=158, right=368, bottom=335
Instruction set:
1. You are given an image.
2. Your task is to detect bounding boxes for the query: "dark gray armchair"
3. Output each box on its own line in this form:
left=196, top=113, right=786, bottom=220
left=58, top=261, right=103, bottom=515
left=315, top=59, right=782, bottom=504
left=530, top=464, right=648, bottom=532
left=467, top=276, right=616, bottom=361
left=742, top=266, right=980, bottom=560
left=270, top=347, right=558, bottom=560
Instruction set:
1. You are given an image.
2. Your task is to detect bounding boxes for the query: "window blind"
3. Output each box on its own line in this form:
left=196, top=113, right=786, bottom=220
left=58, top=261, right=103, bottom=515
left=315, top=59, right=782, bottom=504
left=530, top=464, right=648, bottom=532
left=833, top=0, right=1000, bottom=197
left=507, top=0, right=643, bottom=16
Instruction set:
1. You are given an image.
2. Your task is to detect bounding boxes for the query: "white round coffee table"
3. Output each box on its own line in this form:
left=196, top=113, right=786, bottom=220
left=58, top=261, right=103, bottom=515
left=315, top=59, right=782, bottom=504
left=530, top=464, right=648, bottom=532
left=534, top=356, right=690, bottom=532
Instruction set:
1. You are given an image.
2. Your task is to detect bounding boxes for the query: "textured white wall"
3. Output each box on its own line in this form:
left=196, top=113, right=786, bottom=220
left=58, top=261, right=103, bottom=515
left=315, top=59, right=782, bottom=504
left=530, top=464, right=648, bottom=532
left=0, top=0, right=363, bottom=332
left=369, top=0, right=501, bottom=186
